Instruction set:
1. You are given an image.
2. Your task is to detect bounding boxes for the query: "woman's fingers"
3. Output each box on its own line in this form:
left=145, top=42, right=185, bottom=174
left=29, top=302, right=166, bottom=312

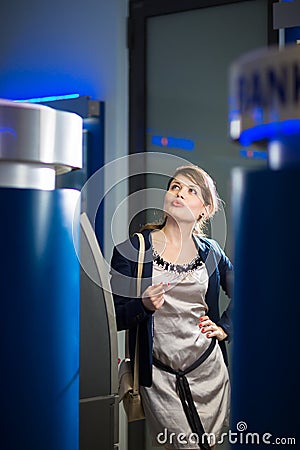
left=199, top=315, right=213, bottom=328
left=152, top=295, right=165, bottom=309
left=208, top=326, right=228, bottom=341
left=148, top=282, right=165, bottom=295
left=142, top=282, right=166, bottom=311
left=198, top=315, right=227, bottom=341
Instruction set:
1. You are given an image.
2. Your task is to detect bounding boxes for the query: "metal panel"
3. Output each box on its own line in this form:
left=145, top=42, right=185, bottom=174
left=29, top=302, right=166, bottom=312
left=273, top=1, right=300, bottom=30
left=0, top=99, right=82, bottom=175
left=80, top=397, right=117, bottom=450
left=79, top=213, right=119, bottom=449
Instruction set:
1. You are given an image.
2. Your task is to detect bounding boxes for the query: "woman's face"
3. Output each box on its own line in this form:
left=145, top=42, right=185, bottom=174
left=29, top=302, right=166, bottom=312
left=163, top=174, right=206, bottom=224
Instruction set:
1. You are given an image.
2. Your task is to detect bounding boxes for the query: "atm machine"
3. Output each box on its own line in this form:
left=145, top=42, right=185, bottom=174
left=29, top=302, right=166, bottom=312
left=0, top=99, right=82, bottom=450
left=0, top=98, right=119, bottom=450
left=229, top=45, right=300, bottom=447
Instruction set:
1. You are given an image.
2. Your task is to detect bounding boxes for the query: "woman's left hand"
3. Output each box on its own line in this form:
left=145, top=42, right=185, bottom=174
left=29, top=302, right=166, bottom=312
left=199, top=315, right=227, bottom=341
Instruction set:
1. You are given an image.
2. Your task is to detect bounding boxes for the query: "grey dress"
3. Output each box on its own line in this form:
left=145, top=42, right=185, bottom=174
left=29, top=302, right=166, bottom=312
left=140, top=257, right=230, bottom=449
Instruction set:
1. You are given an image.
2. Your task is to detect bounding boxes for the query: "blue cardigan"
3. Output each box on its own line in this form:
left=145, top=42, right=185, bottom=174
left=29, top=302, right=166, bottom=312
left=110, top=229, right=233, bottom=387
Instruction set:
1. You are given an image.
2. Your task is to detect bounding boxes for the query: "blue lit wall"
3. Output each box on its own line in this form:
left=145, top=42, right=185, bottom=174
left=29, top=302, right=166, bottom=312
left=0, top=1, right=122, bottom=101
left=0, top=0, right=129, bottom=258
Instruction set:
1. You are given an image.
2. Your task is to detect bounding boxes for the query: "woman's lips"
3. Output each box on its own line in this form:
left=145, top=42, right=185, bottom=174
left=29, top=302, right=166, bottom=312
left=171, top=199, right=184, bottom=207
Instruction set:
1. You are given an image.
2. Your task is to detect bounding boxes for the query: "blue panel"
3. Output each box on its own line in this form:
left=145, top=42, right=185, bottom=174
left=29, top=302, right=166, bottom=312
left=0, top=188, right=80, bottom=450
left=151, top=135, right=194, bottom=151
left=231, top=168, right=299, bottom=447
left=239, top=119, right=300, bottom=146
left=285, top=26, right=300, bottom=44
left=239, top=148, right=267, bottom=160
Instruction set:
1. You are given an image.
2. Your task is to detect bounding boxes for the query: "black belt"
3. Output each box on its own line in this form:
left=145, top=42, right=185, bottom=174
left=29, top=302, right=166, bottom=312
left=153, top=337, right=216, bottom=450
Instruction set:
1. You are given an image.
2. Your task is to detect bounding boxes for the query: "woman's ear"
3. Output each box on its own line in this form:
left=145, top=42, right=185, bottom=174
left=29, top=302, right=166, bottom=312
left=204, top=203, right=212, bottom=218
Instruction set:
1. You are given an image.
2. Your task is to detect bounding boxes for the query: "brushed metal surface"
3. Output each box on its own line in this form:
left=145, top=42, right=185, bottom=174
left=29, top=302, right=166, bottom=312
left=0, top=99, right=82, bottom=188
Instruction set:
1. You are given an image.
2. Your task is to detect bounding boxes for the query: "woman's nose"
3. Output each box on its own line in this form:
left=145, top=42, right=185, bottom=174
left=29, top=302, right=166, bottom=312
left=177, top=188, right=185, bottom=198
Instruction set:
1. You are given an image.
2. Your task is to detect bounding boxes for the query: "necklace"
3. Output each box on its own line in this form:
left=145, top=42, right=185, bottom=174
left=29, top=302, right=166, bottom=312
left=152, top=247, right=203, bottom=274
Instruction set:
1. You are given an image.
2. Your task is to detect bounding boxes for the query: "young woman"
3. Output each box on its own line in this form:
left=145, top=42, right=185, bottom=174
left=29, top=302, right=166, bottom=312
left=111, top=165, right=233, bottom=450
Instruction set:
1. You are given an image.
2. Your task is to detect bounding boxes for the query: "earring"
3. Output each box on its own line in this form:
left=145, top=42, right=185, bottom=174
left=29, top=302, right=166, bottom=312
left=198, top=212, right=205, bottom=221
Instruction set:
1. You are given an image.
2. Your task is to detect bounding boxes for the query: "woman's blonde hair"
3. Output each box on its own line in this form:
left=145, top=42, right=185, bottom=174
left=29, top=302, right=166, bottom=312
left=141, top=165, right=221, bottom=235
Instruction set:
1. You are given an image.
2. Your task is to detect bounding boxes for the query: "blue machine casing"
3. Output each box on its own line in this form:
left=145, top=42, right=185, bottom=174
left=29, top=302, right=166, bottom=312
left=231, top=167, right=300, bottom=445
left=0, top=188, right=80, bottom=450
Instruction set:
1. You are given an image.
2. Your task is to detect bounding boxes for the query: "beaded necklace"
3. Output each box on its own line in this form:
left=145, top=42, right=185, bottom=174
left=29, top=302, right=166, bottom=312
left=152, top=247, right=203, bottom=274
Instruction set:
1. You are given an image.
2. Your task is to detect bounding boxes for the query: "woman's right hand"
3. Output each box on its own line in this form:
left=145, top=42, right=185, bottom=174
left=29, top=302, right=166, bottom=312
left=142, top=282, right=165, bottom=312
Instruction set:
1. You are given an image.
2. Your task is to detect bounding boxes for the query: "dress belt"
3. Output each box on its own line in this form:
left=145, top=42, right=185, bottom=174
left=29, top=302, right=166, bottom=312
left=152, top=337, right=216, bottom=450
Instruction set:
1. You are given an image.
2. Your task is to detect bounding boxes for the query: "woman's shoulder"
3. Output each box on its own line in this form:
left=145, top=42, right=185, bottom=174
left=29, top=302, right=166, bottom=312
left=117, top=229, right=152, bottom=248
left=112, top=229, right=152, bottom=260
left=193, top=234, right=233, bottom=273
left=193, top=234, right=224, bottom=255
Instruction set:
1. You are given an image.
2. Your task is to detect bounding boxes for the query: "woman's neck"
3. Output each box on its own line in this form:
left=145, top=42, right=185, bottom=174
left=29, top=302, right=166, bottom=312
left=160, top=218, right=195, bottom=246
left=152, top=219, right=197, bottom=264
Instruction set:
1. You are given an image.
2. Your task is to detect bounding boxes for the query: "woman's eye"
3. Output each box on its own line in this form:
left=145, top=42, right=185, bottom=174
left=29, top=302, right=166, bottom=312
left=189, top=188, right=198, bottom=195
left=170, top=184, right=180, bottom=190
